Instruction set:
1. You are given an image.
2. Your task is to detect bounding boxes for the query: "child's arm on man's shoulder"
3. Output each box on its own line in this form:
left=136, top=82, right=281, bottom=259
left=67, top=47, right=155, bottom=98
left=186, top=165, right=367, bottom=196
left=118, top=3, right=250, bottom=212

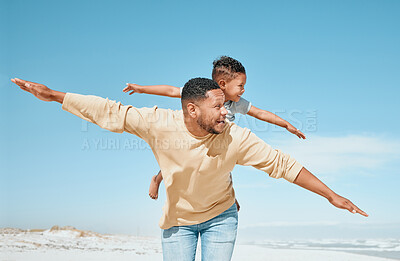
left=123, top=83, right=181, bottom=98
left=247, top=105, right=306, bottom=139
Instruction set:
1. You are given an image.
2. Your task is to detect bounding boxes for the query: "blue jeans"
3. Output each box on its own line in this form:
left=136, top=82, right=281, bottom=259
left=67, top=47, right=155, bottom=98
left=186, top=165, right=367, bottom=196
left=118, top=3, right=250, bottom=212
left=162, top=203, right=238, bottom=261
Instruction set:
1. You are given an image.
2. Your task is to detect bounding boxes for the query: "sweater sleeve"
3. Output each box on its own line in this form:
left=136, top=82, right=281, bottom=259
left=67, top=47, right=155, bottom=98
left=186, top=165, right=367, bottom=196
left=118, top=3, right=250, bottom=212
left=235, top=127, right=303, bottom=182
left=61, top=93, right=158, bottom=140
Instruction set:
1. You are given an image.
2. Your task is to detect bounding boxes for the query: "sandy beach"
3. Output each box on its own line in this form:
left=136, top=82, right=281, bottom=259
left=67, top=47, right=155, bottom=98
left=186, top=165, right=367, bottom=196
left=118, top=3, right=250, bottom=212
left=2, top=246, right=396, bottom=261
left=1, top=227, right=397, bottom=261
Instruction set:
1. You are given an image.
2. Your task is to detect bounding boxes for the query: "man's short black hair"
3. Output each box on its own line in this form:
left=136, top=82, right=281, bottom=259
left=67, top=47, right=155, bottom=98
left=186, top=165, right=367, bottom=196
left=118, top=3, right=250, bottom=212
left=212, top=56, right=246, bottom=82
left=181, top=77, right=220, bottom=102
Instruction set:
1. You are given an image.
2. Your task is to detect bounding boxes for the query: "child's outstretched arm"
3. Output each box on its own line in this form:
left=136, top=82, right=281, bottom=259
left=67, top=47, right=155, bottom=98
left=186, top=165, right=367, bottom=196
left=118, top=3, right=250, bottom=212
left=247, top=105, right=306, bottom=139
left=123, top=83, right=181, bottom=98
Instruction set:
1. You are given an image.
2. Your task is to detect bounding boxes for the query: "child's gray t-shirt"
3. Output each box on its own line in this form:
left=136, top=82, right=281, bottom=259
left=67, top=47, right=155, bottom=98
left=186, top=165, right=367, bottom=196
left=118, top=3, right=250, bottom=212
left=180, top=87, right=252, bottom=121
left=223, top=98, right=252, bottom=121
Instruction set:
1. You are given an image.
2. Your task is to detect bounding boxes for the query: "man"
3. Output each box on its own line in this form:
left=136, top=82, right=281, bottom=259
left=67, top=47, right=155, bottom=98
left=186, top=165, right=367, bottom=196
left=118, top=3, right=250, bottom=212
left=11, top=77, right=367, bottom=261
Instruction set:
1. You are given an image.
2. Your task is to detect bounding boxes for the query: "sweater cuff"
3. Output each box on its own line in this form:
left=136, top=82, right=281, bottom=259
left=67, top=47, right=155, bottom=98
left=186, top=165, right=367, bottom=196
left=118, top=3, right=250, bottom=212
left=61, top=92, right=74, bottom=112
left=285, top=161, right=303, bottom=183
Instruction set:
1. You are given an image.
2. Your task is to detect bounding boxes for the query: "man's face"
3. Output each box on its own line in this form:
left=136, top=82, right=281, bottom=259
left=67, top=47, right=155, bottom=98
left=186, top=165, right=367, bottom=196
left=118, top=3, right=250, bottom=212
left=196, top=89, right=228, bottom=134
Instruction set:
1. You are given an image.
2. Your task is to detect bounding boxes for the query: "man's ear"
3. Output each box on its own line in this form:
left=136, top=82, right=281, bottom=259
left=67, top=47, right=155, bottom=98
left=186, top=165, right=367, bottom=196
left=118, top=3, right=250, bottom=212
left=186, top=102, right=198, bottom=119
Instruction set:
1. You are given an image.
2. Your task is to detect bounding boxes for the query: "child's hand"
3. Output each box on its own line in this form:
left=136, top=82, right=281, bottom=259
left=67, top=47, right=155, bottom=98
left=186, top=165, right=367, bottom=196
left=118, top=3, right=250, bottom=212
left=123, top=83, right=143, bottom=95
left=287, top=125, right=306, bottom=139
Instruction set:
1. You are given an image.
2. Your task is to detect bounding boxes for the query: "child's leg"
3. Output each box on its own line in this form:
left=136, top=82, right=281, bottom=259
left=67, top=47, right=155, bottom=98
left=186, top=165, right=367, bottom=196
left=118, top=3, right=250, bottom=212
left=235, top=198, right=240, bottom=212
left=149, top=170, right=163, bottom=200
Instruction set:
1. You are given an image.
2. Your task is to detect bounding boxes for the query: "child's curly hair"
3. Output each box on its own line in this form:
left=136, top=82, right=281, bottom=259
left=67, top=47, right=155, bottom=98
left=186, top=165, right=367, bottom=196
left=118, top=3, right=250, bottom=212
left=212, top=56, right=246, bottom=83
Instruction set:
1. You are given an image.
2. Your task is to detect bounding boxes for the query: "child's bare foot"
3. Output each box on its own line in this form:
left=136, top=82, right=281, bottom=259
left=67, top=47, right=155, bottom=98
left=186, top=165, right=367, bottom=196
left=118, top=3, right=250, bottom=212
left=235, top=199, right=240, bottom=212
left=149, top=175, right=161, bottom=200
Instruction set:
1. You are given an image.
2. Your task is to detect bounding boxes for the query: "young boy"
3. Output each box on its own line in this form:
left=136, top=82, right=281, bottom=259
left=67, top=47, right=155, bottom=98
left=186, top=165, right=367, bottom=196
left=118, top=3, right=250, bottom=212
left=123, top=56, right=306, bottom=204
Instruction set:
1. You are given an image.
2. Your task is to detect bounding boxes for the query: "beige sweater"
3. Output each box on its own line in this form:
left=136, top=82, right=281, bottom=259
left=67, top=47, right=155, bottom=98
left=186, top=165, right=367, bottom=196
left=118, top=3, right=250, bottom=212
left=62, top=93, right=303, bottom=229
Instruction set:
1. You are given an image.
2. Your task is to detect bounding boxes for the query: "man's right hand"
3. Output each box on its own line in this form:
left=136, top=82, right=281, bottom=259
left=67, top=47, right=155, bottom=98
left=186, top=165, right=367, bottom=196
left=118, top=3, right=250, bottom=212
left=11, top=78, right=65, bottom=103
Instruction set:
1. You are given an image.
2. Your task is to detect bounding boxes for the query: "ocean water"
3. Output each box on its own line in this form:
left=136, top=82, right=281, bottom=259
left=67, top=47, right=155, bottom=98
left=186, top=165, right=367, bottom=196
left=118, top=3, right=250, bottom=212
left=248, top=239, right=400, bottom=260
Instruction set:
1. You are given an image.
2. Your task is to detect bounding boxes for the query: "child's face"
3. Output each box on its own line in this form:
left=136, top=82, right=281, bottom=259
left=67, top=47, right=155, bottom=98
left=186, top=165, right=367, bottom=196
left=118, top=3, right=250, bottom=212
left=220, top=73, right=246, bottom=102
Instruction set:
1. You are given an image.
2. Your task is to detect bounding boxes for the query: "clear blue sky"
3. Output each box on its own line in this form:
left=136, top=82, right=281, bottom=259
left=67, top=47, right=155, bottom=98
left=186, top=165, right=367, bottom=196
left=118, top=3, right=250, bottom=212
left=1, top=0, right=399, bottom=239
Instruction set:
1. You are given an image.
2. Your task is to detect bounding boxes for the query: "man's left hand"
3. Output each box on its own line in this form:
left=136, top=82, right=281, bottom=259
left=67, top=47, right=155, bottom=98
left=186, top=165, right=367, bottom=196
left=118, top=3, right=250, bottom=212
left=328, top=193, right=369, bottom=217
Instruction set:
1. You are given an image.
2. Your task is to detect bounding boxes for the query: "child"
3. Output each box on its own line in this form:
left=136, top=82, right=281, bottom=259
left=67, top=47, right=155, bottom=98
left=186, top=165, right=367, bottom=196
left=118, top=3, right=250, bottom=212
left=123, top=56, right=306, bottom=206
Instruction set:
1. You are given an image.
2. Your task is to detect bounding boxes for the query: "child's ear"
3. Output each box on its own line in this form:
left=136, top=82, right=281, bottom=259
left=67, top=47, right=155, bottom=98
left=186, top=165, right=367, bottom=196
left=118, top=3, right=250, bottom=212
left=218, top=79, right=226, bottom=90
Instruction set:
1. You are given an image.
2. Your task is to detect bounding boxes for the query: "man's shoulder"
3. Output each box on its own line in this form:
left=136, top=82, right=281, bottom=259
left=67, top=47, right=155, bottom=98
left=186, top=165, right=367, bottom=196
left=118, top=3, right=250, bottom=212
left=223, top=121, right=252, bottom=137
left=135, top=106, right=183, bottom=131
left=135, top=106, right=182, bottom=116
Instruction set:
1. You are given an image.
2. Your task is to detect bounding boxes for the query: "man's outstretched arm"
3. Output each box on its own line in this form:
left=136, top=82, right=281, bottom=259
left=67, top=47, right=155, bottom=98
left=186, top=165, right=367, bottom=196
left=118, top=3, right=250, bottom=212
left=11, top=78, right=156, bottom=138
left=11, top=78, right=65, bottom=103
left=236, top=127, right=368, bottom=218
left=293, top=167, right=368, bottom=217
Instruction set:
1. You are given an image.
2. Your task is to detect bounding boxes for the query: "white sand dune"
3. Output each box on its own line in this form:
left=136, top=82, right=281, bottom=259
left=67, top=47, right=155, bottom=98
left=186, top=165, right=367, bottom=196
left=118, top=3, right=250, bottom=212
left=0, top=227, right=396, bottom=261
left=1, top=226, right=161, bottom=261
